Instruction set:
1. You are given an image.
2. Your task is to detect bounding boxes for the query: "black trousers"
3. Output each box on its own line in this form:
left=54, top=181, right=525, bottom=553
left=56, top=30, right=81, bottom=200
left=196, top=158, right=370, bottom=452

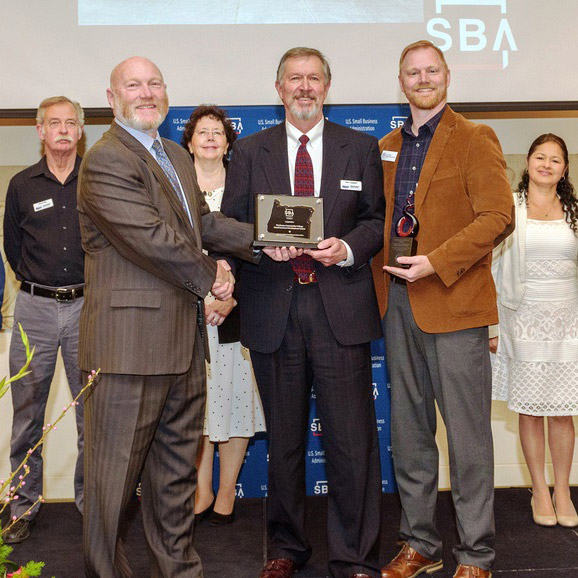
left=251, top=283, right=382, bottom=578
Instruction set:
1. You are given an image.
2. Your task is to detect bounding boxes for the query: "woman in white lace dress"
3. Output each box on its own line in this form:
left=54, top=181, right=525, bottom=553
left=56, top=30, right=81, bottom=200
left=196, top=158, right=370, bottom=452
left=491, top=133, right=578, bottom=528
left=182, top=106, right=265, bottom=525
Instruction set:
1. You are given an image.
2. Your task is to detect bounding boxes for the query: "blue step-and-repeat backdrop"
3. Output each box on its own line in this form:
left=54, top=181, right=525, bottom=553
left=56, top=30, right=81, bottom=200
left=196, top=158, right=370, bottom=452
left=159, top=103, right=410, bottom=498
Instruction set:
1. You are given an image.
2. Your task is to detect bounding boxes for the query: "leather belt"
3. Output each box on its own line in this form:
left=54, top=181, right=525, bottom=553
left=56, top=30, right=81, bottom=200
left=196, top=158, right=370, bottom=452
left=390, top=275, right=407, bottom=286
left=294, top=272, right=317, bottom=284
left=21, top=281, right=84, bottom=301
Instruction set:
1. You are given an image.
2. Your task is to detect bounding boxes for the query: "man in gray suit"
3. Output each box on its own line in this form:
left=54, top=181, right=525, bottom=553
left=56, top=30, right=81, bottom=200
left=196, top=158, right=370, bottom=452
left=78, top=56, right=256, bottom=578
left=221, top=47, right=384, bottom=578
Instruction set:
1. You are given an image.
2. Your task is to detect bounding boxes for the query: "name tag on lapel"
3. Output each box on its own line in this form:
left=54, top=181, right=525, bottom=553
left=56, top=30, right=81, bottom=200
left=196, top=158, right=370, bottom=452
left=33, top=199, right=54, bottom=212
left=381, top=150, right=398, bottom=162
left=341, top=180, right=362, bottom=191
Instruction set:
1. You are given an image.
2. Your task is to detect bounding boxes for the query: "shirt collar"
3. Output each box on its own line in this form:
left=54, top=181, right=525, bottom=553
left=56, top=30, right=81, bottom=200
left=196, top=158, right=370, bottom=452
left=116, top=118, right=160, bottom=153
left=402, top=105, right=446, bottom=138
left=30, top=155, right=81, bottom=182
left=286, top=116, right=324, bottom=149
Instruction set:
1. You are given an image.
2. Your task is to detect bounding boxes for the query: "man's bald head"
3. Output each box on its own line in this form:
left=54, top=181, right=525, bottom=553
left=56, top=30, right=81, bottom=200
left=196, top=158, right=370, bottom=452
left=109, top=56, right=164, bottom=91
left=106, top=56, right=169, bottom=136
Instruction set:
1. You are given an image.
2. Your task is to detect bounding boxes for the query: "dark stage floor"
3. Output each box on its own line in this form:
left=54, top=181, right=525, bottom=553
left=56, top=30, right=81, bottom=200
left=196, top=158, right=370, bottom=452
left=3, top=488, right=578, bottom=577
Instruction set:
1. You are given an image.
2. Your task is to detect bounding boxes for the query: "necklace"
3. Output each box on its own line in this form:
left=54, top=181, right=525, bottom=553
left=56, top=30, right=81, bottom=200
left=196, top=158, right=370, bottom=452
left=196, top=164, right=225, bottom=195
left=528, top=194, right=559, bottom=218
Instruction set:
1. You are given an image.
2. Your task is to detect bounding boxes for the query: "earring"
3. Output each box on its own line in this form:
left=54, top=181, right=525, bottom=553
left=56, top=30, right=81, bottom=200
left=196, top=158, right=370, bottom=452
left=560, top=175, right=566, bottom=182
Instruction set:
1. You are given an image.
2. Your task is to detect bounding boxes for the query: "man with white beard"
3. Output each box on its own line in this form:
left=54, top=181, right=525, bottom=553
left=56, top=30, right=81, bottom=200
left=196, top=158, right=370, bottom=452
left=78, top=56, right=256, bottom=578
left=221, top=47, right=385, bottom=578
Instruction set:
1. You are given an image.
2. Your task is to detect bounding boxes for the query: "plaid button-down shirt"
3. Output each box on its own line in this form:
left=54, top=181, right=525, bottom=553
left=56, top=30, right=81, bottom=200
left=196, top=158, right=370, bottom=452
left=391, top=106, right=446, bottom=237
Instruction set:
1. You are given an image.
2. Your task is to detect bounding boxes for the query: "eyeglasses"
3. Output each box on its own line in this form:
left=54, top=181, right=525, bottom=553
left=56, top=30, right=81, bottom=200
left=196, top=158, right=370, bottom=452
left=195, top=130, right=226, bottom=139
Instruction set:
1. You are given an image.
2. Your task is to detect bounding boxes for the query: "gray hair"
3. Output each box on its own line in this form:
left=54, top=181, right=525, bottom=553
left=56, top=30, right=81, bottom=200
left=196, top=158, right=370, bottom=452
left=36, top=96, right=85, bottom=126
left=276, top=47, right=331, bottom=85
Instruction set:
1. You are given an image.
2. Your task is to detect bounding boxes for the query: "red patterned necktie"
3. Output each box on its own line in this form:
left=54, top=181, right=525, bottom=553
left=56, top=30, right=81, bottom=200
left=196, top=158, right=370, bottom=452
left=291, top=135, right=316, bottom=282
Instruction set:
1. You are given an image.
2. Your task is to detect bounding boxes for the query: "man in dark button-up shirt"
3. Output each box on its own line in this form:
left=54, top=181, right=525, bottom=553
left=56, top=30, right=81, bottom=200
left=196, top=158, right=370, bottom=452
left=2, top=96, right=86, bottom=545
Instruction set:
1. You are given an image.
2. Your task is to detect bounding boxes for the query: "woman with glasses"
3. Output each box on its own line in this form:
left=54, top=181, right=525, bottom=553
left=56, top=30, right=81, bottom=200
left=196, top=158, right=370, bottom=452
left=491, top=133, right=578, bottom=528
left=182, top=105, right=265, bottom=526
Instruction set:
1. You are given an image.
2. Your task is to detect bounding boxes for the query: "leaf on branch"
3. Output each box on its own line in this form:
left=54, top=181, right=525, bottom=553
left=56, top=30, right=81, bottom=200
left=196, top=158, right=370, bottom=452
left=23, top=560, right=45, bottom=576
left=0, top=537, right=14, bottom=565
left=0, top=325, right=35, bottom=401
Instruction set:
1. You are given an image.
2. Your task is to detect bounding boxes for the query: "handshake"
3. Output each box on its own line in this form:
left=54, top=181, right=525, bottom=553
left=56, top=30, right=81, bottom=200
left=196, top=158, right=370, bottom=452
left=211, top=259, right=236, bottom=301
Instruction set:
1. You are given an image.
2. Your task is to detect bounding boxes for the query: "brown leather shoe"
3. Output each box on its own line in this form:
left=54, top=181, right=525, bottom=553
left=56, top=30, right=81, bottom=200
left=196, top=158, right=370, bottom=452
left=258, top=558, right=296, bottom=578
left=381, top=543, right=442, bottom=577
left=453, top=565, right=492, bottom=578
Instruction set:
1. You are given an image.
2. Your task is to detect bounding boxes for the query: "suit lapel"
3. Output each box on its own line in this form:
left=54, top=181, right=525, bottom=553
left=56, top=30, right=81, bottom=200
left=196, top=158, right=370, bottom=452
left=108, top=123, right=197, bottom=244
left=260, top=124, right=291, bottom=195
left=414, top=107, right=456, bottom=213
left=162, top=140, right=201, bottom=246
left=321, top=121, right=349, bottom=224
left=382, top=130, right=403, bottom=228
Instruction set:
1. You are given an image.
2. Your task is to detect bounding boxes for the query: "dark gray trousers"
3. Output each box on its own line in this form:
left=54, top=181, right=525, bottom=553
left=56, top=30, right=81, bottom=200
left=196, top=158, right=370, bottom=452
left=385, top=282, right=495, bottom=570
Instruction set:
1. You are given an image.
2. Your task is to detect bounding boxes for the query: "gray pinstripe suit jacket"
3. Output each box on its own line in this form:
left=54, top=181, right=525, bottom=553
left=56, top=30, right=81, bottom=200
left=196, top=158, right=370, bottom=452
left=77, top=121, right=255, bottom=375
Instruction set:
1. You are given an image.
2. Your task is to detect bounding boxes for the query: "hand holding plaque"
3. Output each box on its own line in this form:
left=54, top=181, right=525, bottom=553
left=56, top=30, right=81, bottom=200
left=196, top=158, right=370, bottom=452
left=254, top=194, right=324, bottom=248
left=389, top=200, right=419, bottom=268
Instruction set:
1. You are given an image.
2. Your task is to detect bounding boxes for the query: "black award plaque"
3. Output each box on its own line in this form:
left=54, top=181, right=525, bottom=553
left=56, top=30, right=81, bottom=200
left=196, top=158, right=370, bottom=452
left=254, top=194, right=324, bottom=248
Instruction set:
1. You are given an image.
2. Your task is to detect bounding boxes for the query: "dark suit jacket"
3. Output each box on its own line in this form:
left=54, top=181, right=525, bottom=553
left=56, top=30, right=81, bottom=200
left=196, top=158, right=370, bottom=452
left=221, top=120, right=385, bottom=353
left=371, top=106, right=514, bottom=333
left=216, top=297, right=240, bottom=344
left=77, top=121, right=255, bottom=375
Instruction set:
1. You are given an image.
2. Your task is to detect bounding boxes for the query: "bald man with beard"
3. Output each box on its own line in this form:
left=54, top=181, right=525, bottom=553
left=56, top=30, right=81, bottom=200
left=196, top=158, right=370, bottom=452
left=78, top=56, right=256, bottom=578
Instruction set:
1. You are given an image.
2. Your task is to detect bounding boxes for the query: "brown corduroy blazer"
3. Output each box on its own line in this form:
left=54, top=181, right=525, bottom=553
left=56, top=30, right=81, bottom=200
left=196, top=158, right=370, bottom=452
left=371, top=106, right=514, bottom=334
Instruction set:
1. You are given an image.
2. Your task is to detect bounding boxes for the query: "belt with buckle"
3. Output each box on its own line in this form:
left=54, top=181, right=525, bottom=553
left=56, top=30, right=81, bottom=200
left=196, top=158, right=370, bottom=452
left=21, top=281, right=84, bottom=301
left=294, top=272, right=317, bottom=284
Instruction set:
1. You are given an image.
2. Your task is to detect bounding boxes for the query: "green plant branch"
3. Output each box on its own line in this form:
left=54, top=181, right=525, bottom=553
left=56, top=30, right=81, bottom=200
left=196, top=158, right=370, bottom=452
left=0, top=324, right=34, bottom=401
left=0, top=325, right=99, bottom=577
left=0, top=369, right=99, bottom=527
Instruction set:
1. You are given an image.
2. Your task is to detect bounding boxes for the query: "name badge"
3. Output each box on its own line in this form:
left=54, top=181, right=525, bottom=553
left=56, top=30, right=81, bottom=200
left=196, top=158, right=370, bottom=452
left=381, top=150, right=398, bottom=162
left=340, top=180, right=362, bottom=191
left=33, top=199, right=54, bottom=212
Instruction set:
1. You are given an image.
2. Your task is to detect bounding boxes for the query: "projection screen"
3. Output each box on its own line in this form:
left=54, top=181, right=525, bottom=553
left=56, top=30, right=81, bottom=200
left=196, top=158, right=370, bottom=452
left=1, top=0, right=577, bottom=111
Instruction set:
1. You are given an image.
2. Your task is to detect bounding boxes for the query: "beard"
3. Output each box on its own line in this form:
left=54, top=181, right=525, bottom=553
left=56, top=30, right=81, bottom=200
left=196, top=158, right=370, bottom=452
left=114, top=94, right=169, bottom=132
left=405, top=84, right=447, bottom=111
left=288, top=91, right=322, bottom=121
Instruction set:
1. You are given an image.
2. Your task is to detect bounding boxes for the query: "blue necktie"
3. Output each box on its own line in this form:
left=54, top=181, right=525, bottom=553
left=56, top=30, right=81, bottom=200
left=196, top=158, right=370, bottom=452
left=152, top=140, right=192, bottom=225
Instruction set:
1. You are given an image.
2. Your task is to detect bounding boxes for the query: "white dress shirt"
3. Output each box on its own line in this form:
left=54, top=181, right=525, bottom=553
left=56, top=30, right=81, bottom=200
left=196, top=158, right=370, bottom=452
left=285, top=118, right=353, bottom=266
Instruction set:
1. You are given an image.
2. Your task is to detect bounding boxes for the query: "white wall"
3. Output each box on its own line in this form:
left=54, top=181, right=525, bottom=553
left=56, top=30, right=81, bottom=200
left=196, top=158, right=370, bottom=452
left=0, top=125, right=110, bottom=167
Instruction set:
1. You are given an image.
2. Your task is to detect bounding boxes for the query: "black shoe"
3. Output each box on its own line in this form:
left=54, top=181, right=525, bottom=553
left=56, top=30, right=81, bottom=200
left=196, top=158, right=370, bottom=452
left=194, top=496, right=215, bottom=527
left=208, top=505, right=235, bottom=526
left=2, top=518, right=33, bottom=544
